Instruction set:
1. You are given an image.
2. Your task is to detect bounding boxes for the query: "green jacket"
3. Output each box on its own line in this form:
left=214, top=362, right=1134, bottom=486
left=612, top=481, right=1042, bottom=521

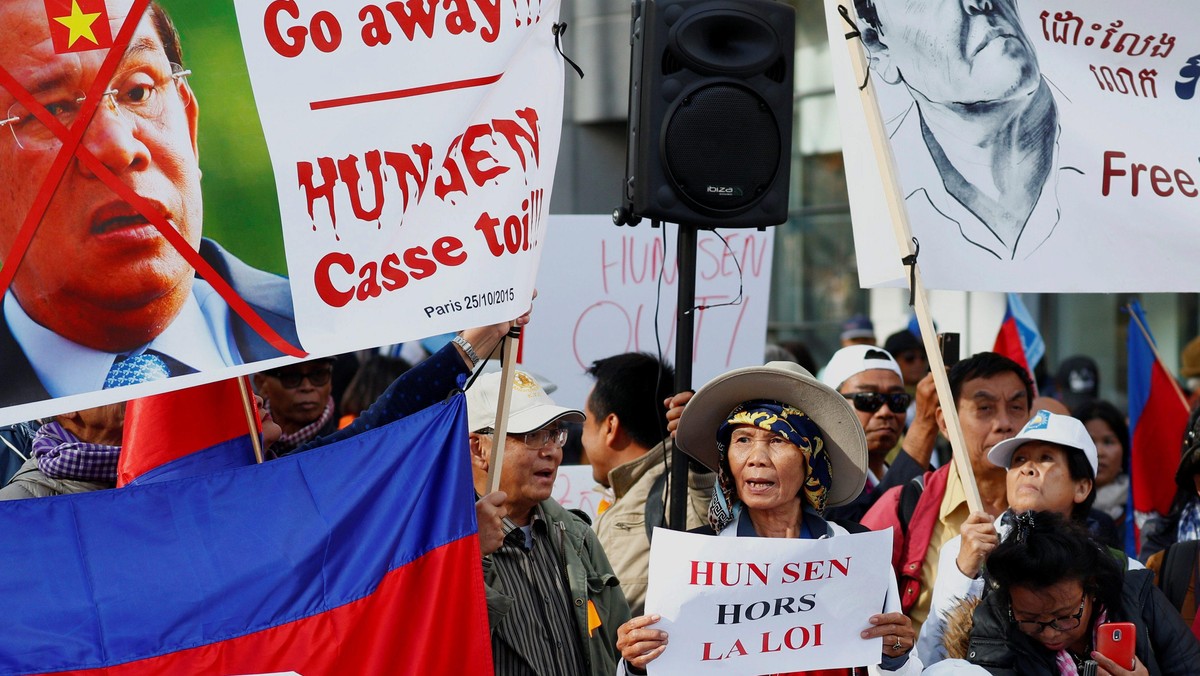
left=483, top=498, right=630, bottom=676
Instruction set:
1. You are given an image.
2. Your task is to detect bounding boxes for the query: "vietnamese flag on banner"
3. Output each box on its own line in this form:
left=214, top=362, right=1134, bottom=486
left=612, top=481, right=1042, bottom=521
left=0, top=395, right=493, bottom=674
left=993, top=293, right=1044, bottom=393
left=44, top=0, right=113, bottom=53
left=1126, top=300, right=1188, bottom=523
left=117, top=377, right=260, bottom=487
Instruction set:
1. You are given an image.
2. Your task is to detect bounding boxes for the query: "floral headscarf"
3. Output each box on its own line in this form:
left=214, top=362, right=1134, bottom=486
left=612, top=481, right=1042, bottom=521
left=708, top=399, right=832, bottom=531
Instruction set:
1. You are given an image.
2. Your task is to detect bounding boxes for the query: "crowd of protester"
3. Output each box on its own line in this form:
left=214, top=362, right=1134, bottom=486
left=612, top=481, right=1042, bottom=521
left=3, top=312, right=1200, bottom=675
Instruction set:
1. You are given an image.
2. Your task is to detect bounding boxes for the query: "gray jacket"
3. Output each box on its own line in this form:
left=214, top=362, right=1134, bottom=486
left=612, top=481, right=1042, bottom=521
left=0, top=457, right=112, bottom=501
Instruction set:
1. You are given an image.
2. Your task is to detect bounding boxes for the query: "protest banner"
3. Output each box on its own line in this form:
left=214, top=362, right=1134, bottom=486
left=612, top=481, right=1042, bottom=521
left=828, top=0, right=1200, bottom=292
left=0, top=0, right=561, bottom=424
left=521, top=214, right=774, bottom=410
left=643, top=527, right=893, bottom=675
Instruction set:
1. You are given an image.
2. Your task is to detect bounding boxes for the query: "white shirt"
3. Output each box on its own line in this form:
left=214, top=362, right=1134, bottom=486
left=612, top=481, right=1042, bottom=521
left=4, top=279, right=239, bottom=397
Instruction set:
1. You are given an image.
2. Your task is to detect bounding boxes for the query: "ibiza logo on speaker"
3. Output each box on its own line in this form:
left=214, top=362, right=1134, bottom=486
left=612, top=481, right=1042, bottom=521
left=705, top=185, right=745, bottom=198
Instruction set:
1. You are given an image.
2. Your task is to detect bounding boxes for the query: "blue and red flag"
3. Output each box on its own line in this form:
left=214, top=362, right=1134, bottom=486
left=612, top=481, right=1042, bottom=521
left=1127, top=301, right=1189, bottom=540
left=0, top=395, right=492, bottom=674
left=118, top=377, right=260, bottom=487
left=993, top=293, right=1044, bottom=392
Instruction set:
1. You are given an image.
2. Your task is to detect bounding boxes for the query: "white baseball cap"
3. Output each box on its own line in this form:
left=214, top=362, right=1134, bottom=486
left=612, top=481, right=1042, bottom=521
left=987, top=410, right=1098, bottom=477
left=466, top=370, right=583, bottom=434
left=821, top=345, right=903, bottom=391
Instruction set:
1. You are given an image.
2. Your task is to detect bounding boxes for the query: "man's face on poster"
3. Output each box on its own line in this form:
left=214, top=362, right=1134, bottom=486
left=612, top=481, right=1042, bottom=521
left=862, top=0, right=1041, bottom=108
left=0, top=0, right=202, bottom=352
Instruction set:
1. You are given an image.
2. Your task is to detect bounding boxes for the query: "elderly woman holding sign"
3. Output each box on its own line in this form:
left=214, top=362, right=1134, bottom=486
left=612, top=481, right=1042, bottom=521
left=616, top=361, right=920, bottom=675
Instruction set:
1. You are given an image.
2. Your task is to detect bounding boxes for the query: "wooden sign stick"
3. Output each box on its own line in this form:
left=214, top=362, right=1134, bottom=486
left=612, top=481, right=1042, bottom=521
left=487, top=327, right=523, bottom=493
left=838, top=2, right=983, bottom=513
left=236, top=375, right=265, bottom=464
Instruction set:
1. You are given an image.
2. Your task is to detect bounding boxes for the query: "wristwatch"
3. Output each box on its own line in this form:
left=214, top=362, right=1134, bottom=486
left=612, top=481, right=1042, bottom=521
left=452, top=334, right=481, bottom=367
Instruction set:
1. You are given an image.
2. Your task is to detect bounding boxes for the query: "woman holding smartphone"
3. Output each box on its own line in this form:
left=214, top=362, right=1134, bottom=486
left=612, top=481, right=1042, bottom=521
left=966, top=511, right=1200, bottom=675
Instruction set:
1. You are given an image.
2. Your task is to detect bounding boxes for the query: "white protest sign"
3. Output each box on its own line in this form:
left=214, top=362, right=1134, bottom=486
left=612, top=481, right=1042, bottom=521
left=829, top=0, right=1200, bottom=292
left=236, top=0, right=562, bottom=351
left=521, top=215, right=773, bottom=411
left=643, top=527, right=892, bottom=675
left=0, top=0, right=565, bottom=425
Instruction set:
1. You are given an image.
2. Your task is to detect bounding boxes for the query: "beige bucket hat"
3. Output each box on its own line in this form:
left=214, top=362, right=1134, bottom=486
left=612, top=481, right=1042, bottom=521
left=675, top=361, right=868, bottom=508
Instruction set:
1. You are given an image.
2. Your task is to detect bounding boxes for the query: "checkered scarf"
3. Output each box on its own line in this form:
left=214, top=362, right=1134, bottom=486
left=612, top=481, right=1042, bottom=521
left=31, top=421, right=121, bottom=482
left=1178, top=498, right=1200, bottom=543
left=266, top=396, right=335, bottom=453
left=709, top=400, right=832, bottom=531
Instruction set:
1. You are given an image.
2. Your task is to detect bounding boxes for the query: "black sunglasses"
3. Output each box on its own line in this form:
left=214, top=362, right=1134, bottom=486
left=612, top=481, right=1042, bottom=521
left=843, top=391, right=913, bottom=413
left=266, top=367, right=333, bottom=389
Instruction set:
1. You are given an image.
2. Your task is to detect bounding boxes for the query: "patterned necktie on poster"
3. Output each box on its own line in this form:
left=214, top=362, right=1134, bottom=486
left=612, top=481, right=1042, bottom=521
left=103, top=352, right=195, bottom=389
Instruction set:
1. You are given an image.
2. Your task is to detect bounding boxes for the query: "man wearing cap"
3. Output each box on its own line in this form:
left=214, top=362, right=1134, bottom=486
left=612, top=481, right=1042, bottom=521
left=822, top=345, right=922, bottom=523
left=917, top=410, right=1144, bottom=667
left=884, top=330, right=929, bottom=392
left=583, top=353, right=714, bottom=615
left=862, top=352, right=1033, bottom=634
left=467, top=369, right=629, bottom=676
left=840, top=313, right=877, bottom=347
left=1054, top=355, right=1100, bottom=412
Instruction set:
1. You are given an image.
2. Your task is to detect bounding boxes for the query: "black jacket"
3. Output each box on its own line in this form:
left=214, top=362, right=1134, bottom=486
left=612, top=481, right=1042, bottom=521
left=967, top=569, right=1200, bottom=675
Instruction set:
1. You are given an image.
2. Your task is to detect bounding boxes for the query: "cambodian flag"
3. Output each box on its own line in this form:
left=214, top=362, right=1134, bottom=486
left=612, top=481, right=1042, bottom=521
left=1127, top=301, right=1189, bottom=534
left=117, top=377, right=260, bottom=487
left=992, top=293, right=1044, bottom=390
left=0, top=395, right=493, bottom=674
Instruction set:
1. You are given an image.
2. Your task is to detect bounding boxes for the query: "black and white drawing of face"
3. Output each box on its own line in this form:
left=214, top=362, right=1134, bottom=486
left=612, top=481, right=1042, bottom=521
left=862, top=0, right=1041, bottom=107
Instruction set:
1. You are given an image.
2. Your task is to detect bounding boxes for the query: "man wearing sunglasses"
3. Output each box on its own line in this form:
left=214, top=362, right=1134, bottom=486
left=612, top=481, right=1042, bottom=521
left=466, top=369, right=629, bottom=676
left=822, top=345, right=923, bottom=524
left=863, top=352, right=1035, bottom=635
left=0, top=1, right=299, bottom=406
left=253, top=357, right=337, bottom=454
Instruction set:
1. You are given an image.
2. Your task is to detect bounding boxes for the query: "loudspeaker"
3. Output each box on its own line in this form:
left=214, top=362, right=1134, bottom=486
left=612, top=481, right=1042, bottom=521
left=618, top=0, right=795, bottom=229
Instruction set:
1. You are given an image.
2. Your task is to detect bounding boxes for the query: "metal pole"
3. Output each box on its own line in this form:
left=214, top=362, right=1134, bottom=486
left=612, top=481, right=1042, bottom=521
left=670, top=224, right=698, bottom=530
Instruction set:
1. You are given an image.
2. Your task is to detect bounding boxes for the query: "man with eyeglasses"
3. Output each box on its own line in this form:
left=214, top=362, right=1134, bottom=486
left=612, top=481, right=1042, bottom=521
left=0, top=0, right=299, bottom=406
left=253, top=357, right=337, bottom=455
left=466, top=369, right=629, bottom=676
left=821, top=344, right=925, bottom=524
left=863, top=352, right=1034, bottom=635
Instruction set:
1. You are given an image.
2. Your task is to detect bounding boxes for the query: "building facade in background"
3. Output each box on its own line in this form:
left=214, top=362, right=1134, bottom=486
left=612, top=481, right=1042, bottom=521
left=551, top=0, right=1198, bottom=406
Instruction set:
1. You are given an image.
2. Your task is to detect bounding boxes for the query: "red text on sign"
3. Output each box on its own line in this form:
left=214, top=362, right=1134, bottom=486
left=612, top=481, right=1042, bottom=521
left=313, top=235, right=467, bottom=307
left=1101, top=150, right=1198, bottom=198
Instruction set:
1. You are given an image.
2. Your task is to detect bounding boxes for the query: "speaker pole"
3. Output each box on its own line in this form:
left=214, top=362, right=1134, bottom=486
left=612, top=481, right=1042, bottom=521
left=670, top=223, right=698, bottom=531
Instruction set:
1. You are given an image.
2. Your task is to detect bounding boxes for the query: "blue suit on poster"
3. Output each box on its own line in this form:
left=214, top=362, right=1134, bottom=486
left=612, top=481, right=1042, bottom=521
left=0, top=239, right=299, bottom=408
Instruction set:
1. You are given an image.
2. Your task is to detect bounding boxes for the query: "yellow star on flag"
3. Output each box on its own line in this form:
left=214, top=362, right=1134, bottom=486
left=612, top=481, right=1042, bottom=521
left=54, top=0, right=102, bottom=48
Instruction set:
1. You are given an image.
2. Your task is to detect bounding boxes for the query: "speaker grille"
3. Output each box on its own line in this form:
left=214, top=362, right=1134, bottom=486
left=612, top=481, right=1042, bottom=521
left=662, top=83, right=780, bottom=212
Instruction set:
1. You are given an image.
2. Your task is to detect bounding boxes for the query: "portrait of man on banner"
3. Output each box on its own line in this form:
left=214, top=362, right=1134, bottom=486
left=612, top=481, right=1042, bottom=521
left=0, top=0, right=301, bottom=408
left=852, top=0, right=1084, bottom=262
